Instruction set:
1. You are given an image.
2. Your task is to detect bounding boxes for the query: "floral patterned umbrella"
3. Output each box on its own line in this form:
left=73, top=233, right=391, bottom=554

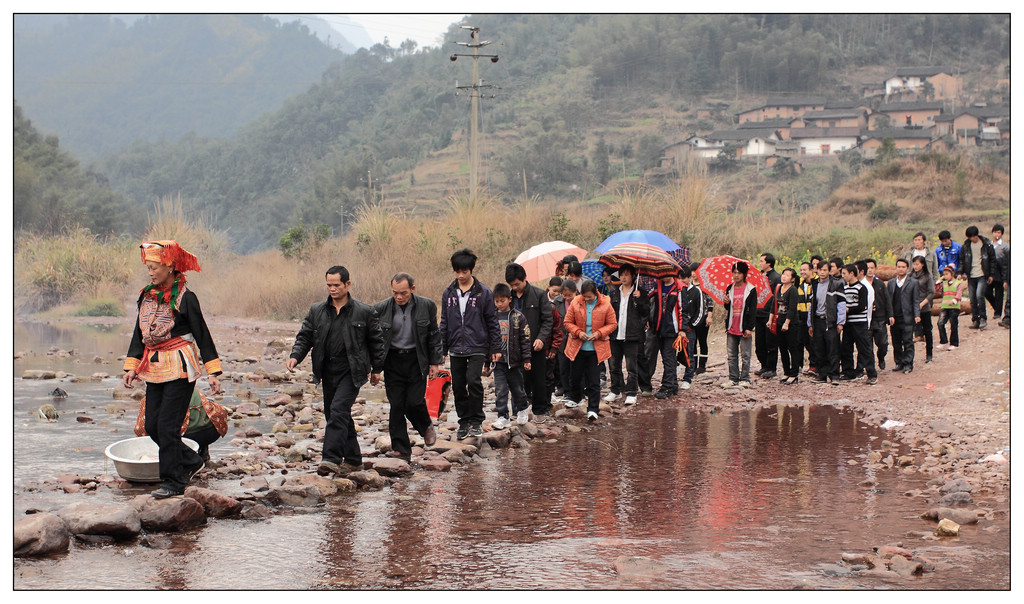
left=696, top=255, right=772, bottom=308
left=598, top=242, right=682, bottom=279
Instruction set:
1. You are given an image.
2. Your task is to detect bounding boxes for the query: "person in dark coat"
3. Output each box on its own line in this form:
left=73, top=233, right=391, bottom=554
left=807, top=261, right=847, bottom=384
left=960, top=225, right=997, bottom=329
left=373, top=273, right=442, bottom=460
left=865, top=259, right=893, bottom=370
left=755, top=252, right=782, bottom=378
left=439, top=248, right=502, bottom=439
left=775, top=268, right=802, bottom=384
left=505, top=262, right=554, bottom=418
left=887, top=258, right=921, bottom=373
left=606, top=264, right=649, bottom=405
left=288, top=265, right=386, bottom=476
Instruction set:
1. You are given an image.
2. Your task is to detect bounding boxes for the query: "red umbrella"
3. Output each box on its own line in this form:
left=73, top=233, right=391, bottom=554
left=696, top=255, right=772, bottom=308
left=599, top=242, right=681, bottom=278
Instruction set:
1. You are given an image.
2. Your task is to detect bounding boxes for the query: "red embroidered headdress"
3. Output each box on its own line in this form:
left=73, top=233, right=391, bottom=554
left=139, top=240, right=201, bottom=273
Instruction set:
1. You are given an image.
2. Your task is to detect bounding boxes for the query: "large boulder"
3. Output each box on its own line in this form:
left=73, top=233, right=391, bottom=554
left=184, top=486, right=243, bottom=517
left=138, top=497, right=207, bottom=532
left=371, top=457, right=412, bottom=477
left=481, top=430, right=512, bottom=449
left=416, top=457, right=452, bottom=472
left=346, top=470, right=388, bottom=490
left=14, top=513, right=70, bottom=557
left=285, top=474, right=339, bottom=497
left=920, top=507, right=980, bottom=525
left=57, top=501, right=141, bottom=540
left=428, top=440, right=478, bottom=456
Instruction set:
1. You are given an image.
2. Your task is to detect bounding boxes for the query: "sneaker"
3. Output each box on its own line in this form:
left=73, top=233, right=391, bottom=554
left=337, top=461, right=363, bottom=474
left=680, top=381, right=691, bottom=391
left=979, top=319, right=988, bottom=330
left=867, top=377, right=878, bottom=385
left=533, top=413, right=549, bottom=424
left=903, top=367, right=913, bottom=374
left=722, top=381, right=739, bottom=389
left=947, top=345, right=957, bottom=351
left=516, top=409, right=530, bottom=425
left=564, top=400, right=581, bottom=408
left=603, top=392, right=621, bottom=402
left=813, top=375, right=827, bottom=383
left=737, top=380, right=752, bottom=388
left=317, top=460, right=340, bottom=476
left=587, top=411, right=598, bottom=422
left=553, top=387, right=565, bottom=397
left=152, top=486, right=184, bottom=499
left=187, top=460, right=205, bottom=482
left=457, top=426, right=469, bottom=440
left=760, top=371, right=777, bottom=379
left=654, top=390, right=675, bottom=399
left=491, top=416, right=510, bottom=430
left=804, top=366, right=817, bottom=376
left=753, top=368, right=764, bottom=376
left=624, top=396, right=637, bottom=405
left=998, top=320, right=1009, bottom=328
left=892, top=364, right=904, bottom=372
left=968, top=321, right=980, bottom=330
left=467, top=425, right=483, bottom=438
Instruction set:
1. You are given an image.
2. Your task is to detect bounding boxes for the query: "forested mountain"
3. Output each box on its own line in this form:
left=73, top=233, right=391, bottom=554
left=13, top=14, right=348, bottom=160
left=14, top=14, right=1010, bottom=251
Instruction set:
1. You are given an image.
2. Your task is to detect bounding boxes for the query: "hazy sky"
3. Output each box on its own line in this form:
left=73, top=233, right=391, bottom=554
left=319, top=13, right=467, bottom=50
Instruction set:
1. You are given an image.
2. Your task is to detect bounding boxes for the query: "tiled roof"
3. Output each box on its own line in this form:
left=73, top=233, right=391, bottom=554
left=877, top=101, right=945, bottom=112
left=789, top=127, right=861, bottom=139
left=893, top=66, right=953, bottom=77
left=861, top=127, right=934, bottom=140
left=825, top=100, right=870, bottom=110
left=802, top=109, right=866, bottom=119
left=708, top=129, right=779, bottom=141
left=764, top=96, right=828, bottom=107
left=738, top=118, right=797, bottom=129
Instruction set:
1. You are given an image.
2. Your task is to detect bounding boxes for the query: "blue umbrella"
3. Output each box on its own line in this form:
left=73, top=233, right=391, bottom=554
left=580, top=259, right=605, bottom=288
left=595, top=229, right=681, bottom=254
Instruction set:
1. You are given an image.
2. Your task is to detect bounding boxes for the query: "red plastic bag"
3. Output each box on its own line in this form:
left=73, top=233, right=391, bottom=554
left=425, top=370, right=452, bottom=420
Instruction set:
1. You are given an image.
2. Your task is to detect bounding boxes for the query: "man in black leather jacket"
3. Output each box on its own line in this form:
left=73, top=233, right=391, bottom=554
left=287, top=266, right=385, bottom=476
left=373, top=273, right=442, bottom=460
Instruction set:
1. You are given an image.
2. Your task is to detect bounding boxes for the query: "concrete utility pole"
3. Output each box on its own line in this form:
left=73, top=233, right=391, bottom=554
left=451, top=26, right=498, bottom=201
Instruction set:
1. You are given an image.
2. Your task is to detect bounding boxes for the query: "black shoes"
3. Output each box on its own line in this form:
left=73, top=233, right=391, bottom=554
left=152, top=486, right=184, bottom=499
left=903, top=367, right=913, bottom=374
left=467, top=425, right=483, bottom=438
left=878, top=358, right=886, bottom=370
left=317, top=460, right=340, bottom=476
left=654, top=390, right=676, bottom=399
left=892, top=364, right=904, bottom=372
left=760, top=371, right=777, bottom=379
left=457, top=426, right=469, bottom=440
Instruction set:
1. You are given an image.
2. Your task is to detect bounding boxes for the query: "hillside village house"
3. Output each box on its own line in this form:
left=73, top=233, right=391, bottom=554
left=860, top=127, right=935, bottom=157
left=870, top=100, right=945, bottom=128
left=737, top=96, right=827, bottom=123
left=801, top=108, right=869, bottom=130
left=708, top=128, right=780, bottom=157
left=934, top=105, right=1010, bottom=145
left=885, top=66, right=961, bottom=100
left=789, top=127, right=860, bottom=156
left=737, top=117, right=804, bottom=140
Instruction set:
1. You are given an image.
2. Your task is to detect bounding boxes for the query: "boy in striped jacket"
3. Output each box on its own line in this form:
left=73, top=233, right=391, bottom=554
left=839, top=261, right=877, bottom=385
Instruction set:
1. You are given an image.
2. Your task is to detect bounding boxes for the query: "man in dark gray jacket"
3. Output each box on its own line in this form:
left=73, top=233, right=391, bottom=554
left=887, top=259, right=921, bottom=373
left=288, top=265, right=386, bottom=476
left=505, top=262, right=554, bottom=418
left=865, top=259, right=893, bottom=370
left=440, top=249, right=502, bottom=440
left=374, top=273, right=442, bottom=460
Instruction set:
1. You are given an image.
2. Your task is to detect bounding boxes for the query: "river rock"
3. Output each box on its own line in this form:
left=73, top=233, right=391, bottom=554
left=241, top=504, right=274, bottom=520
left=282, top=445, right=309, bottom=463
left=429, top=441, right=478, bottom=456
left=184, top=486, right=243, bottom=517
left=897, top=455, right=915, bottom=467
left=936, top=518, right=960, bottom=536
left=371, top=457, right=412, bottom=477
left=139, top=496, right=206, bottom=532
left=939, top=478, right=973, bottom=494
left=14, top=513, right=70, bottom=557
left=866, top=451, right=883, bottom=463
left=555, top=406, right=586, bottom=420
left=937, top=491, right=973, bottom=507
left=614, top=555, right=668, bottom=578
left=22, top=370, right=57, bottom=380
left=416, top=457, right=452, bottom=472
left=887, top=554, right=922, bottom=578
left=520, top=422, right=540, bottom=438
left=244, top=427, right=263, bottom=438
left=264, top=394, right=292, bottom=408
left=440, top=448, right=468, bottom=464
left=296, top=407, right=315, bottom=423
left=281, top=385, right=305, bottom=397
left=239, top=476, right=270, bottom=491
left=876, top=545, right=913, bottom=560
left=481, top=430, right=512, bottom=449
left=57, top=501, right=141, bottom=540
left=332, top=478, right=357, bottom=493
left=347, top=470, right=388, bottom=490
left=841, top=552, right=868, bottom=565
left=920, top=507, right=980, bottom=525
left=285, top=474, right=338, bottom=497
left=265, top=485, right=325, bottom=507
left=236, top=402, right=261, bottom=416
left=374, top=435, right=393, bottom=453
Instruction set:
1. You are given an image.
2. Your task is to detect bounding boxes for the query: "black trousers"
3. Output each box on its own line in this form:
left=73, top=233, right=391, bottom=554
left=522, top=349, right=550, bottom=414
left=569, top=349, right=601, bottom=413
left=755, top=315, right=778, bottom=372
left=145, top=377, right=204, bottom=490
left=450, top=354, right=485, bottom=429
left=383, top=350, right=431, bottom=457
left=890, top=321, right=915, bottom=369
left=322, top=362, right=362, bottom=466
left=811, top=316, right=840, bottom=379
left=645, top=332, right=678, bottom=393
left=779, top=325, right=802, bottom=378
left=694, top=322, right=710, bottom=367
left=609, top=339, right=640, bottom=396
left=843, top=322, right=876, bottom=378
left=986, top=280, right=1004, bottom=318
left=187, top=424, right=221, bottom=460
left=798, top=313, right=815, bottom=369
left=871, top=324, right=889, bottom=365
left=919, top=308, right=934, bottom=357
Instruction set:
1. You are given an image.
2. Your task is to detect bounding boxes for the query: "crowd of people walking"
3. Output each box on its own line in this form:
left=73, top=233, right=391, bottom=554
left=124, top=223, right=1009, bottom=483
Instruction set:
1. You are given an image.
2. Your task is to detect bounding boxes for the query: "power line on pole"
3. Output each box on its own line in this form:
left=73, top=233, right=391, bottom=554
left=451, top=25, right=499, bottom=202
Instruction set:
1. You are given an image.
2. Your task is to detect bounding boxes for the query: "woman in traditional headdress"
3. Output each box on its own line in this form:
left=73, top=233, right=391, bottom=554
left=122, top=240, right=223, bottom=498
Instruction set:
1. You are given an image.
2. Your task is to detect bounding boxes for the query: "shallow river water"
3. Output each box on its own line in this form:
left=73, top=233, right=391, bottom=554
left=12, top=320, right=1010, bottom=590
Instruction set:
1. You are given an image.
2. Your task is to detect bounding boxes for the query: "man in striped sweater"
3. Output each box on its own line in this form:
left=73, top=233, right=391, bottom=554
left=839, top=260, right=878, bottom=385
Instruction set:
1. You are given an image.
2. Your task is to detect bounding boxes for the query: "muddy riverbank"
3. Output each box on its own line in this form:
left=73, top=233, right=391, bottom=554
left=11, top=313, right=1011, bottom=589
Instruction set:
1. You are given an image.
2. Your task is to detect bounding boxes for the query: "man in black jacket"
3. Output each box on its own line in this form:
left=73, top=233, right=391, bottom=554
left=288, top=266, right=386, bottom=476
left=506, top=262, right=554, bottom=418
left=373, top=273, right=442, bottom=460
left=960, top=225, right=997, bottom=329
left=755, top=252, right=781, bottom=378
left=606, top=264, right=649, bottom=405
left=887, top=259, right=921, bottom=373
left=807, top=261, right=846, bottom=384
left=865, top=259, right=893, bottom=370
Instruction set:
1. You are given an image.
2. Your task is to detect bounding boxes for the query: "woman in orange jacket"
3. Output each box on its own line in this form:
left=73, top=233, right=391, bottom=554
left=563, top=280, right=618, bottom=421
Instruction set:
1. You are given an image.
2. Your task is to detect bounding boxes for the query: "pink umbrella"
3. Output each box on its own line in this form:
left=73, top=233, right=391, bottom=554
left=513, top=240, right=588, bottom=283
